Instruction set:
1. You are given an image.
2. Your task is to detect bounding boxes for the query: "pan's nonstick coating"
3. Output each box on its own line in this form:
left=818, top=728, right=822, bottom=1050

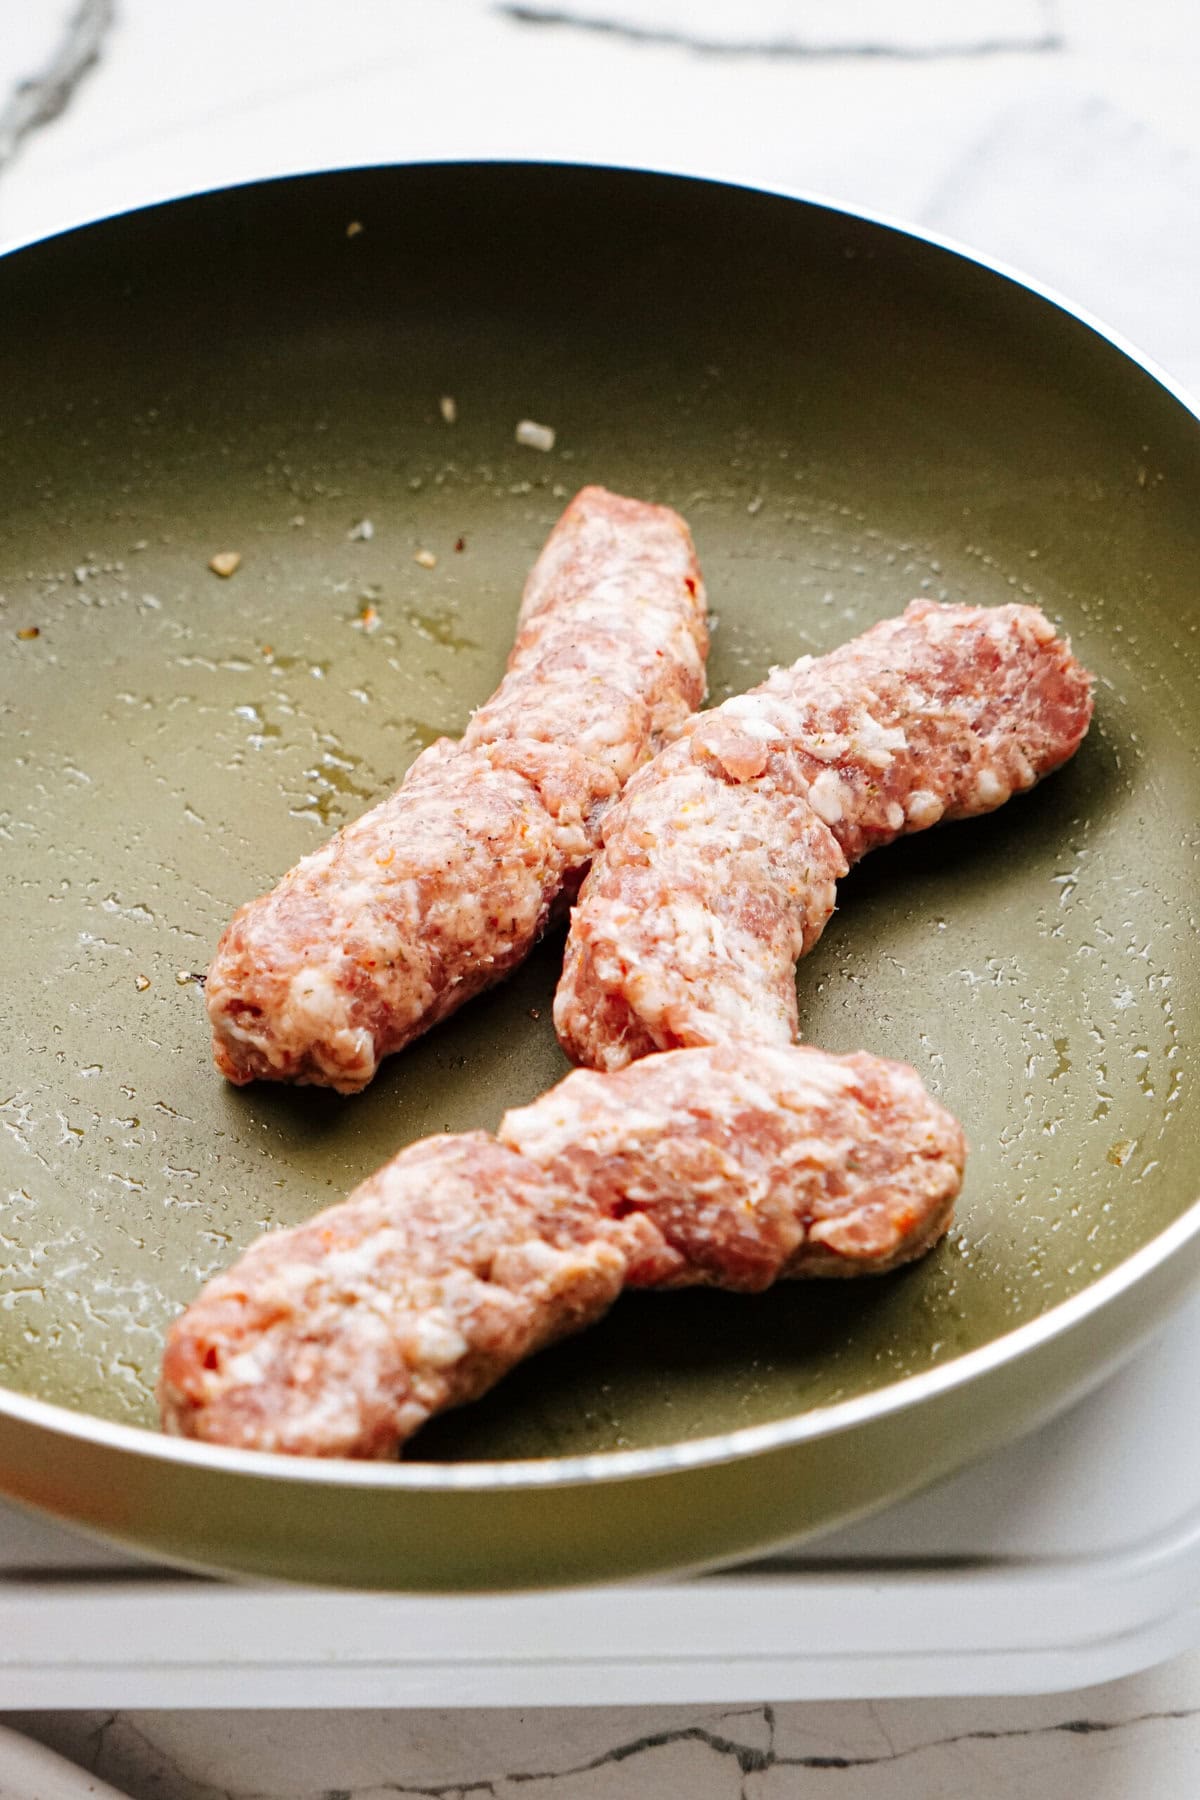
left=0, top=167, right=1197, bottom=1582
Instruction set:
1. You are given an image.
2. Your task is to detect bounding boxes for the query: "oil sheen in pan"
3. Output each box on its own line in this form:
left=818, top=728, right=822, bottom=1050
left=0, top=165, right=1194, bottom=1475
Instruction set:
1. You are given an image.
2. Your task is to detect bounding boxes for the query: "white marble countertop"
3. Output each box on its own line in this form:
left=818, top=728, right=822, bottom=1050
left=2, top=0, right=1200, bottom=1794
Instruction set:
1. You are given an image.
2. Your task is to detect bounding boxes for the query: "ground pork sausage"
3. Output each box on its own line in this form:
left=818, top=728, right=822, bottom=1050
left=555, top=600, right=1094, bottom=1070
left=159, top=1043, right=965, bottom=1458
left=205, top=487, right=709, bottom=1092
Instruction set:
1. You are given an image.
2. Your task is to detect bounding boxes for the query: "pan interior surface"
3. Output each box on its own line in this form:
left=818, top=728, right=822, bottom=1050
left=0, top=165, right=1197, bottom=1467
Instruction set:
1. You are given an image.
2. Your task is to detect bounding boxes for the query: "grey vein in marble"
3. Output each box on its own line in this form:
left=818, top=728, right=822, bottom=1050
left=0, top=0, right=115, bottom=177
left=497, top=1, right=1061, bottom=60
left=14, top=1696, right=1200, bottom=1800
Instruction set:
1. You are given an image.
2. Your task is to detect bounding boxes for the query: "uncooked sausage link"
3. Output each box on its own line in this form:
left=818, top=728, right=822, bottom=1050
left=158, top=1043, right=966, bottom=1458
left=205, top=487, right=709, bottom=1092
left=555, top=599, right=1094, bottom=1071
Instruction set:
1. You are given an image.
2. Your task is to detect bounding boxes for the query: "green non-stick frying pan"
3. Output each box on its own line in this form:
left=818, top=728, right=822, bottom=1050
left=1, top=163, right=1198, bottom=1590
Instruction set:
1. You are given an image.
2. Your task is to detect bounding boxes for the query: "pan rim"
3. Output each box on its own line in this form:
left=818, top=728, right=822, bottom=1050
left=2, top=157, right=1197, bottom=1494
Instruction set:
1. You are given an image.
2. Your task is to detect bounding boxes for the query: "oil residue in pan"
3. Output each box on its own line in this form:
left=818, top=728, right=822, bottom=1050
left=1, top=191, right=1197, bottom=1461
left=0, top=498, right=1185, bottom=1456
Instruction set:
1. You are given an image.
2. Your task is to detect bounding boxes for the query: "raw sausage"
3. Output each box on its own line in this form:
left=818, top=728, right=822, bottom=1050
left=555, top=599, right=1093, bottom=1070
left=206, top=488, right=708, bottom=1091
left=159, top=1043, right=965, bottom=1457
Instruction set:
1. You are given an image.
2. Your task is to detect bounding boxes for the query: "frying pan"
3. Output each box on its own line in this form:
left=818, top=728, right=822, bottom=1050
left=1, top=163, right=1198, bottom=1591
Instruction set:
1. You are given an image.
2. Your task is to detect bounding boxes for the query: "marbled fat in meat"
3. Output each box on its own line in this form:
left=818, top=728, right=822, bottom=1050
left=556, top=600, right=1093, bottom=1070
left=159, top=1044, right=965, bottom=1458
left=205, top=488, right=709, bottom=1091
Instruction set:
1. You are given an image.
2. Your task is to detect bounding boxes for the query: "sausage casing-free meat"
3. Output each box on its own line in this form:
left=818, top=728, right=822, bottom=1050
left=555, top=599, right=1094, bottom=1070
left=206, top=487, right=708, bottom=1092
left=158, top=1044, right=965, bottom=1458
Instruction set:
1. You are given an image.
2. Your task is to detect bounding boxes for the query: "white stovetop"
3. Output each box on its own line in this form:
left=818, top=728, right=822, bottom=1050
left=3, top=0, right=1200, bottom=1794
